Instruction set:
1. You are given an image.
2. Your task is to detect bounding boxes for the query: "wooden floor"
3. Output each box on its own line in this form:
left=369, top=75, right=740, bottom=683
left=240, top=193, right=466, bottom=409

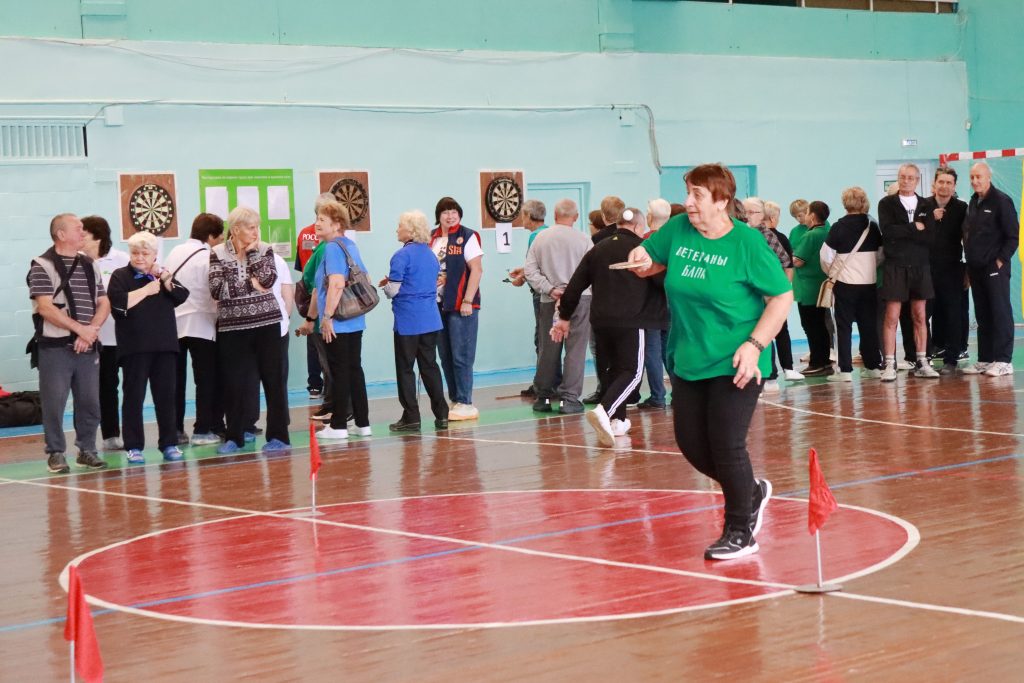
left=2, top=347, right=1024, bottom=682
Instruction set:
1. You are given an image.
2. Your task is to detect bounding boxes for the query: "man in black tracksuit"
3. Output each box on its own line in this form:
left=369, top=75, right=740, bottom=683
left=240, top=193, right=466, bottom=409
left=555, top=208, right=668, bottom=447
left=915, top=166, right=969, bottom=373
left=962, top=162, right=1019, bottom=376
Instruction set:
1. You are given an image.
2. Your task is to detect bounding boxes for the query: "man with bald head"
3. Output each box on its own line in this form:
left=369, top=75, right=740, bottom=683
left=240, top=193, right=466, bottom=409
left=962, top=162, right=1019, bottom=376
left=28, top=213, right=111, bottom=473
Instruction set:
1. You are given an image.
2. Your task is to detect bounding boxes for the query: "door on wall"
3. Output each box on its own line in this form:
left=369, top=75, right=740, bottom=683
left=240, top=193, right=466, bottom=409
left=659, top=165, right=758, bottom=204
left=875, top=160, right=937, bottom=207
left=525, top=182, right=591, bottom=232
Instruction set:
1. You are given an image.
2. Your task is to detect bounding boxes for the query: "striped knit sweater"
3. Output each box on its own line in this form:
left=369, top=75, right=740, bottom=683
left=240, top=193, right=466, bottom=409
left=209, top=240, right=281, bottom=332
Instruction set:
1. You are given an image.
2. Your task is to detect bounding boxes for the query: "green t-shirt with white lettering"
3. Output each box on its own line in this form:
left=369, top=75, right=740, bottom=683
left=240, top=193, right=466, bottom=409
left=643, top=214, right=792, bottom=381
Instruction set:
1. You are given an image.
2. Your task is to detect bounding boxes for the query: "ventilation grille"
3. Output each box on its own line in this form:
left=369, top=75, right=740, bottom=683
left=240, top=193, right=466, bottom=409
left=0, top=122, right=87, bottom=160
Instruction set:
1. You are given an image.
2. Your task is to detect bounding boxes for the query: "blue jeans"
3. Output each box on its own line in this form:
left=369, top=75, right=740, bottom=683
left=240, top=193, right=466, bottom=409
left=643, top=328, right=668, bottom=404
left=438, top=308, right=479, bottom=404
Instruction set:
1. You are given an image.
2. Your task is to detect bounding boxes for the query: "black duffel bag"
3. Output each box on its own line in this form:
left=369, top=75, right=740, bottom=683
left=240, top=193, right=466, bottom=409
left=0, top=391, right=43, bottom=427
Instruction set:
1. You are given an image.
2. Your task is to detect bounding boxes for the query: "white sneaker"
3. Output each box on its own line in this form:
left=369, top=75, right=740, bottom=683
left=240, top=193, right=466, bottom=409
left=610, top=418, right=631, bottom=437
left=880, top=365, right=897, bottom=382
left=763, top=380, right=780, bottom=393
left=913, top=362, right=940, bottom=378
left=586, top=405, right=615, bottom=447
left=101, top=436, right=124, bottom=451
left=449, top=403, right=479, bottom=421
left=352, top=425, right=372, bottom=437
left=896, top=359, right=914, bottom=371
left=860, top=368, right=883, bottom=380
left=826, top=372, right=852, bottom=383
left=984, top=362, right=1014, bottom=377
left=317, top=426, right=349, bottom=439
left=783, top=369, right=805, bottom=381
left=800, top=352, right=810, bottom=362
left=961, top=362, right=992, bottom=375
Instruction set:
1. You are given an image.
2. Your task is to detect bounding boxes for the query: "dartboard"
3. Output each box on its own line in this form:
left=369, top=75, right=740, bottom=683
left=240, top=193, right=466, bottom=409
left=128, top=183, right=175, bottom=235
left=330, top=178, right=369, bottom=226
left=485, top=176, right=523, bottom=223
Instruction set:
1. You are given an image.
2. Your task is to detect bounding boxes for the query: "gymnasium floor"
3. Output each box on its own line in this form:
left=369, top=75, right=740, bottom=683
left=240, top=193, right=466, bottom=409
left=2, top=343, right=1023, bottom=682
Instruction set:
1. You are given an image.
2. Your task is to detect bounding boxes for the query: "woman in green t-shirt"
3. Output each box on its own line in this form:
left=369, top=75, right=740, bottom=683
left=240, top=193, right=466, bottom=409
left=791, top=201, right=833, bottom=375
left=627, top=164, right=793, bottom=561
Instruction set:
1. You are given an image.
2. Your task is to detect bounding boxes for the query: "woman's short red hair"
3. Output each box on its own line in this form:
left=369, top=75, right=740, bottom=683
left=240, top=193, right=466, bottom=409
left=684, top=163, right=736, bottom=203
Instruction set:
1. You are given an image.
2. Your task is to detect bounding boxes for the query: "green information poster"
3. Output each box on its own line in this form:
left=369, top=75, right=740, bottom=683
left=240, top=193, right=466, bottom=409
left=198, top=168, right=296, bottom=258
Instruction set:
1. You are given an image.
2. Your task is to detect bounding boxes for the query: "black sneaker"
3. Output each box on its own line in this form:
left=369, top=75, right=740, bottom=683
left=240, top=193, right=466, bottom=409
left=581, top=391, right=602, bottom=405
left=47, top=453, right=70, bottom=474
left=749, top=479, right=772, bottom=537
left=311, top=408, right=332, bottom=421
left=434, top=418, right=449, bottom=430
left=76, top=451, right=108, bottom=470
left=532, top=399, right=553, bottom=413
left=389, top=417, right=421, bottom=432
left=637, top=398, right=667, bottom=410
left=175, top=431, right=190, bottom=446
left=520, top=386, right=537, bottom=398
left=704, top=526, right=759, bottom=561
left=308, top=387, right=322, bottom=399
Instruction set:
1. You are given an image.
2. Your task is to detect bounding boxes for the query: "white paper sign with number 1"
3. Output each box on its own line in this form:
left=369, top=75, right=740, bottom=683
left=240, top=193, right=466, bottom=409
left=495, top=222, right=513, bottom=253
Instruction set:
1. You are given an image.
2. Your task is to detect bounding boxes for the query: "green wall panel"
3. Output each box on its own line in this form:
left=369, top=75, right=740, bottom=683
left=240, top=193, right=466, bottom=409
left=0, top=0, right=81, bottom=38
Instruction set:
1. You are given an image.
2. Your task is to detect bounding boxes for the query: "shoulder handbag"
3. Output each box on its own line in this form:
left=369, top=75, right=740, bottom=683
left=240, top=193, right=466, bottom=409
left=817, top=222, right=872, bottom=308
left=326, top=238, right=379, bottom=321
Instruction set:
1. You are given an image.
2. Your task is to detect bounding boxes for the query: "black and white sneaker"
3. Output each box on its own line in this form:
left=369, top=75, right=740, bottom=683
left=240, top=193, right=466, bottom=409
left=75, top=451, right=108, bottom=470
left=47, top=452, right=70, bottom=474
left=749, top=479, right=772, bottom=537
left=704, top=527, right=759, bottom=561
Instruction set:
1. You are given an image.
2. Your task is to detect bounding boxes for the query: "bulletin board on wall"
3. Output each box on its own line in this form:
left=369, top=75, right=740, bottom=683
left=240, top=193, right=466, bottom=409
left=198, top=169, right=296, bottom=258
left=479, top=171, right=524, bottom=229
left=118, top=172, right=179, bottom=240
left=318, top=171, right=372, bottom=232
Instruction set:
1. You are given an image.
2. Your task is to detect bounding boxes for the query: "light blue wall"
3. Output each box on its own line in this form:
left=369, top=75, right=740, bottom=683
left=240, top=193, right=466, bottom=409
left=3, top=1, right=1000, bottom=391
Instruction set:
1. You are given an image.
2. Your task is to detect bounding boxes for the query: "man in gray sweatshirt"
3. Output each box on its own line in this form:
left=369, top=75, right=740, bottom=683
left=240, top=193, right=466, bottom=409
left=525, top=198, right=592, bottom=413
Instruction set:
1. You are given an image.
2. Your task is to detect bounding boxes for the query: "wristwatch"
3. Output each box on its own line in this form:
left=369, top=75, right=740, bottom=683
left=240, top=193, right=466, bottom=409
left=304, top=315, right=316, bottom=322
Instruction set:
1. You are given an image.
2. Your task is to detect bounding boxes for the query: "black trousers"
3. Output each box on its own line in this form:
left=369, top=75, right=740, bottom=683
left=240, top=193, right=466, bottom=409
left=969, top=263, right=1014, bottom=363
left=121, top=351, right=177, bottom=451
left=834, top=282, right=882, bottom=372
left=769, top=320, right=794, bottom=379
left=218, top=325, right=290, bottom=448
left=177, top=337, right=224, bottom=435
left=798, top=304, right=831, bottom=368
left=325, top=330, right=370, bottom=430
left=245, top=333, right=291, bottom=431
left=594, top=326, right=645, bottom=421
left=394, top=331, right=448, bottom=422
left=99, top=345, right=121, bottom=439
left=930, top=263, right=966, bottom=365
left=306, top=334, right=323, bottom=391
left=670, top=374, right=762, bottom=531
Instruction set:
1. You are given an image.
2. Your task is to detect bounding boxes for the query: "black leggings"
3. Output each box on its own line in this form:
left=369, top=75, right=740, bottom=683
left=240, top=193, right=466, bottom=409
left=670, top=373, right=762, bottom=530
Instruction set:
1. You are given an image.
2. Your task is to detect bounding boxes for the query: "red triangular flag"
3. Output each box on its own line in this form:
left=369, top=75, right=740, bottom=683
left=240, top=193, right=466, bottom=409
left=309, top=421, right=322, bottom=481
left=64, top=565, right=104, bottom=683
left=808, top=448, right=838, bottom=535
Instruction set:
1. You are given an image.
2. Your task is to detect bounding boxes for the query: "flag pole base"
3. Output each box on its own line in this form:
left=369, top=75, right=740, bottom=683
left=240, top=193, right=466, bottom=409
left=285, top=509, right=325, bottom=518
left=795, top=583, right=842, bottom=594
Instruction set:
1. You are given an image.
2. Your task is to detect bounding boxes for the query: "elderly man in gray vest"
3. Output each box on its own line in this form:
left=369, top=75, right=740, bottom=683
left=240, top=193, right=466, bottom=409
left=28, top=213, right=111, bottom=473
left=525, top=198, right=592, bottom=414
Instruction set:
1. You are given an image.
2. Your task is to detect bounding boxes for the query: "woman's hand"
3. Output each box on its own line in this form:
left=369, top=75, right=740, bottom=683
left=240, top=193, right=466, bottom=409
left=321, top=322, right=335, bottom=344
left=378, top=276, right=389, bottom=287
left=143, top=278, right=162, bottom=297
left=459, top=301, right=473, bottom=317
left=732, top=341, right=762, bottom=389
left=627, top=245, right=665, bottom=278
left=251, top=277, right=268, bottom=293
left=295, top=319, right=314, bottom=337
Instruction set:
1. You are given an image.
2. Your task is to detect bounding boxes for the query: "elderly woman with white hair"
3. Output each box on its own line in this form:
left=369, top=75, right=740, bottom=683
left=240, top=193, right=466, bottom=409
left=380, top=210, right=449, bottom=432
left=106, top=231, right=190, bottom=463
left=209, top=206, right=289, bottom=454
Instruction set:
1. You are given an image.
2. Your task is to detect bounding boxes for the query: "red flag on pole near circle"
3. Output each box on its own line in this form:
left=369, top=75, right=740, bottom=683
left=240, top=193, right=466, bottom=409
left=309, top=421, right=322, bottom=481
left=64, top=565, right=104, bottom=683
left=808, top=448, right=838, bottom=535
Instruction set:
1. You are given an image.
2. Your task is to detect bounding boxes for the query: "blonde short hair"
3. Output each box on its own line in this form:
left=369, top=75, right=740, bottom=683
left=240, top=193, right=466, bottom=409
left=841, top=186, right=870, bottom=214
left=127, top=231, right=158, bottom=253
left=227, top=206, right=260, bottom=235
left=398, top=210, right=431, bottom=243
left=764, top=201, right=781, bottom=224
left=789, top=199, right=809, bottom=219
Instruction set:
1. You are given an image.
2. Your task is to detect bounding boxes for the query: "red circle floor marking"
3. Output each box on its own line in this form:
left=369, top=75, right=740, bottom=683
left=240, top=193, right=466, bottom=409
left=70, top=490, right=917, bottom=630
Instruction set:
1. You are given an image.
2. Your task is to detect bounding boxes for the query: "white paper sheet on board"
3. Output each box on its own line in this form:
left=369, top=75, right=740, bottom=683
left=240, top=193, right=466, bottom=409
left=495, top=222, right=513, bottom=253
left=267, top=186, right=290, bottom=220
left=205, top=186, right=229, bottom=219
left=236, top=186, right=260, bottom=212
